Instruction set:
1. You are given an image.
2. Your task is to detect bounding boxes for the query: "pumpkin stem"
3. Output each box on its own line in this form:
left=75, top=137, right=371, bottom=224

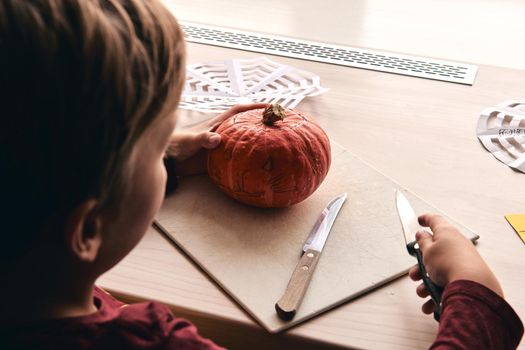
left=262, top=104, right=286, bottom=126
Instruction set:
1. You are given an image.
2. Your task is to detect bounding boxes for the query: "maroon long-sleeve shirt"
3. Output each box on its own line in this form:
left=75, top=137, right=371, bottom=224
left=3, top=286, right=224, bottom=350
left=432, top=279, right=523, bottom=349
left=3, top=280, right=523, bottom=349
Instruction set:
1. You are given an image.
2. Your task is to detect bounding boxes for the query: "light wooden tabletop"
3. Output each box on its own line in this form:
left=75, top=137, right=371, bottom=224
left=98, top=2, right=525, bottom=349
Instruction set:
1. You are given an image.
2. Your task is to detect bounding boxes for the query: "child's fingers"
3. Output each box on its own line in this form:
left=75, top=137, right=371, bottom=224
left=208, top=103, right=269, bottom=131
left=418, top=214, right=450, bottom=237
left=416, top=283, right=430, bottom=298
left=228, top=103, right=269, bottom=115
left=421, top=299, right=435, bottom=315
left=167, top=131, right=220, bottom=160
left=197, top=132, right=221, bottom=149
left=415, top=230, right=433, bottom=251
left=408, top=265, right=421, bottom=281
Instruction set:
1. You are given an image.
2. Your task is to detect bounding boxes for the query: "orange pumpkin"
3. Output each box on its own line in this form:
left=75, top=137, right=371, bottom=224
left=207, top=104, right=331, bottom=208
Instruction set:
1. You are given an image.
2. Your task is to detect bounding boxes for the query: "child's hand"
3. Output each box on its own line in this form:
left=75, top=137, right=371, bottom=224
left=408, top=213, right=503, bottom=314
left=167, top=103, right=268, bottom=176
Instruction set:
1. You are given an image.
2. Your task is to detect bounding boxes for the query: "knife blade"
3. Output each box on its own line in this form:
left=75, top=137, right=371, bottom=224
left=395, top=190, right=444, bottom=322
left=275, top=192, right=347, bottom=321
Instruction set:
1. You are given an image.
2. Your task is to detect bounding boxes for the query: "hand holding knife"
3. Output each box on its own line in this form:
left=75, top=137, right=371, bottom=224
left=275, top=193, right=347, bottom=321
left=395, top=190, right=444, bottom=322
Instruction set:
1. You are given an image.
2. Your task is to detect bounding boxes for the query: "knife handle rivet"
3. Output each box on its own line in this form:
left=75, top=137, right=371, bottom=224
left=306, top=253, right=314, bottom=258
left=302, top=265, right=309, bottom=271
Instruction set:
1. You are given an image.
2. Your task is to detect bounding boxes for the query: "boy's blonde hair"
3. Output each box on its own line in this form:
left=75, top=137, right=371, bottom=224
left=0, top=0, right=185, bottom=261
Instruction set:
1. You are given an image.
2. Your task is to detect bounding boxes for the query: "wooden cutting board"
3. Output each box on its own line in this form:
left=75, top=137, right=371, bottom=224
left=155, top=142, right=478, bottom=333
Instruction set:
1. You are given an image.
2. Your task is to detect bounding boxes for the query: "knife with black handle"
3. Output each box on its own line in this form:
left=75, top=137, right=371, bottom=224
left=396, top=190, right=443, bottom=322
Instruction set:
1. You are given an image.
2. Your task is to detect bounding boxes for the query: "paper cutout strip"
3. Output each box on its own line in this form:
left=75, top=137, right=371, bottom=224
left=477, top=100, right=525, bottom=173
left=179, top=56, right=328, bottom=113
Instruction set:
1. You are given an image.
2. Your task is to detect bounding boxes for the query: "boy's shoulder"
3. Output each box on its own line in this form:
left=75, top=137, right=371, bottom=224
left=2, top=287, right=224, bottom=350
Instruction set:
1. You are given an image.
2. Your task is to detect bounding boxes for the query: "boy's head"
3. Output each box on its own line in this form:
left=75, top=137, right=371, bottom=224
left=0, top=0, right=185, bottom=268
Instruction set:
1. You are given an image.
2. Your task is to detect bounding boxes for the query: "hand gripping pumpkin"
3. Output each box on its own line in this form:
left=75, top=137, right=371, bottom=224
left=207, top=104, right=331, bottom=208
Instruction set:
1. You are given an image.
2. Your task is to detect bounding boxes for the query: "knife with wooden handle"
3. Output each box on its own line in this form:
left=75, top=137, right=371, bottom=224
left=275, top=193, right=347, bottom=321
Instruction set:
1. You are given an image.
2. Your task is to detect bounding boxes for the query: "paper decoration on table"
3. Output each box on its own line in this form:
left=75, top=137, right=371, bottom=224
left=505, top=214, right=525, bottom=244
left=477, top=100, right=525, bottom=172
left=179, top=56, right=328, bottom=113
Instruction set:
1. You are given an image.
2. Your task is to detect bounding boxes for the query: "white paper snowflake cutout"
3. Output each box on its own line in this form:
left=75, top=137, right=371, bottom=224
left=179, top=56, right=328, bottom=113
left=477, top=100, right=525, bottom=173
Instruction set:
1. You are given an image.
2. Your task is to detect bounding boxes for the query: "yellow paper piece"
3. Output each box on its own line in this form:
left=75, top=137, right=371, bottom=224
left=505, top=214, right=525, bottom=244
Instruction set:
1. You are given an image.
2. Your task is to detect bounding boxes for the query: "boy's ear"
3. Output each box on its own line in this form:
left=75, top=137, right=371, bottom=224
left=65, top=199, right=103, bottom=263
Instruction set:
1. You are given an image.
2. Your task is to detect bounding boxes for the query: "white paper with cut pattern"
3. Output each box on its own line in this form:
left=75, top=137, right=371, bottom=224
left=179, top=56, right=328, bottom=113
left=477, top=100, right=525, bottom=173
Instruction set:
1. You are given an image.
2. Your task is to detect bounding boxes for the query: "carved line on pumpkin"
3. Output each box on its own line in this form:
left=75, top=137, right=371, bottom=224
left=180, top=21, right=477, bottom=86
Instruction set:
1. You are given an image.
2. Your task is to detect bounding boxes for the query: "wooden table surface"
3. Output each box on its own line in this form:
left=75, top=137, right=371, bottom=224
left=99, top=2, right=525, bottom=349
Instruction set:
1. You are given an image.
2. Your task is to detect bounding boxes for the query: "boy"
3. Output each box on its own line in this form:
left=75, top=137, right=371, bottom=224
left=0, top=0, right=264, bottom=348
left=0, top=1, right=521, bottom=350
left=411, top=214, right=523, bottom=349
